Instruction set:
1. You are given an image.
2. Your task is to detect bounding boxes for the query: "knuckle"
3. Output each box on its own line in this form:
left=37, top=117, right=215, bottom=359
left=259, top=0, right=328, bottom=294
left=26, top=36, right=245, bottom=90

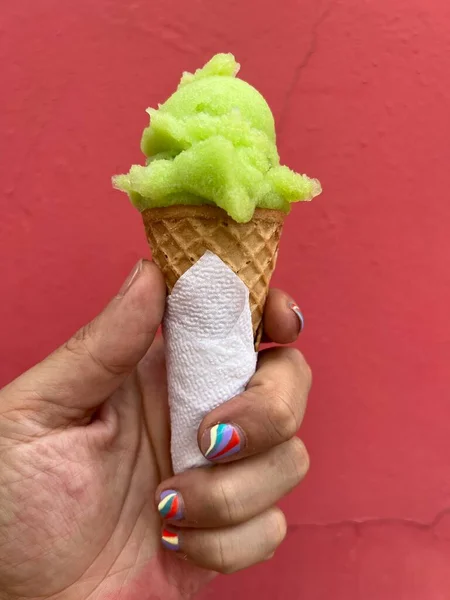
left=206, top=509, right=288, bottom=574
left=287, top=437, right=310, bottom=483
left=63, top=324, right=90, bottom=356
left=262, top=349, right=312, bottom=444
left=303, top=360, right=313, bottom=392
left=212, top=536, right=237, bottom=574
left=63, top=323, right=126, bottom=378
left=219, top=562, right=238, bottom=575
left=281, top=346, right=302, bottom=362
left=284, top=347, right=312, bottom=390
left=267, top=507, right=288, bottom=549
left=210, top=476, right=244, bottom=524
left=265, top=383, right=299, bottom=443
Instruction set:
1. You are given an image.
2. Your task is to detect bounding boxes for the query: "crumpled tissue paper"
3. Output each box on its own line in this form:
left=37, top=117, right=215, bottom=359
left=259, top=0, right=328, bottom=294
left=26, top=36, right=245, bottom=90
left=164, top=251, right=257, bottom=473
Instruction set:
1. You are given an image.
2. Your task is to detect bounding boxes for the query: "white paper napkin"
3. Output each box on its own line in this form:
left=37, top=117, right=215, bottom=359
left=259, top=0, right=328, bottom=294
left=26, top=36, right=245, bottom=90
left=164, top=251, right=258, bottom=473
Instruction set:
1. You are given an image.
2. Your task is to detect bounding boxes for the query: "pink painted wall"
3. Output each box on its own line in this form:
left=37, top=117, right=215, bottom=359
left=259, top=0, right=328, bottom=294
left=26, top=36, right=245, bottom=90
left=2, top=0, right=450, bottom=598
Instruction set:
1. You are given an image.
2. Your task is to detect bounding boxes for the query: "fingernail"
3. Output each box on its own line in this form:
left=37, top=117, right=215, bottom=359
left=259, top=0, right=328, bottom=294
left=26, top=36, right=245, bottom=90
left=201, top=423, right=244, bottom=462
left=117, top=260, right=144, bottom=298
left=158, top=490, right=184, bottom=521
left=288, top=302, right=305, bottom=333
left=161, top=527, right=181, bottom=551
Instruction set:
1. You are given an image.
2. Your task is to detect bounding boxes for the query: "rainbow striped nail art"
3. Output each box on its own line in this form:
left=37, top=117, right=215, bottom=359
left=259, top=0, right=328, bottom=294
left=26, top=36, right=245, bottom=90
left=203, top=423, right=242, bottom=461
left=288, top=302, right=305, bottom=332
left=158, top=490, right=184, bottom=521
left=161, top=528, right=180, bottom=551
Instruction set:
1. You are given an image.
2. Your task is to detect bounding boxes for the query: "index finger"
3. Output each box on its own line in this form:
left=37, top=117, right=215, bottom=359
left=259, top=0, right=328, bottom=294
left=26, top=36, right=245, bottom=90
left=198, top=347, right=312, bottom=463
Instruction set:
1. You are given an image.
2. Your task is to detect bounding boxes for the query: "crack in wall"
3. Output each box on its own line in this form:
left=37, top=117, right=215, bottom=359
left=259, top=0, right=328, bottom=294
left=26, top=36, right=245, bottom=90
left=279, top=0, right=335, bottom=136
left=288, top=506, right=450, bottom=532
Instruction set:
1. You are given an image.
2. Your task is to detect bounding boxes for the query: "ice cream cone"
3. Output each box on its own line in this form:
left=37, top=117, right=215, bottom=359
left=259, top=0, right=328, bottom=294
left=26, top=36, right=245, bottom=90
left=142, top=205, right=285, bottom=347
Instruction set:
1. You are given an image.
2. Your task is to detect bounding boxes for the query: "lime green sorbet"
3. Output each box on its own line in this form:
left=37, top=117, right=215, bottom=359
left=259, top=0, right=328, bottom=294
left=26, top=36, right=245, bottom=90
left=113, top=53, right=321, bottom=223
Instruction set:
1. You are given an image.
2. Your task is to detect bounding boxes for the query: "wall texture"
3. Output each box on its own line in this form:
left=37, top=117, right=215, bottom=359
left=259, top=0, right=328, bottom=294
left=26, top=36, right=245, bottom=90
left=2, top=0, right=450, bottom=598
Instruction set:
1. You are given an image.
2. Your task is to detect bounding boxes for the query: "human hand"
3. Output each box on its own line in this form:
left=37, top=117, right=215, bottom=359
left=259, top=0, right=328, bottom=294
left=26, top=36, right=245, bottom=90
left=0, top=260, right=311, bottom=600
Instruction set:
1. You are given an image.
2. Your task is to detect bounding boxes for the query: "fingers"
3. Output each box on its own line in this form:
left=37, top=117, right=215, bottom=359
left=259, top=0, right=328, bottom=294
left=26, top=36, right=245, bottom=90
left=156, top=437, right=309, bottom=528
left=1, top=260, right=166, bottom=425
left=156, top=298, right=311, bottom=572
left=198, top=347, right=312, bottom=463
left=162, top=508, right=287, bottom=574
left=263, top=288, right=304, bottom=344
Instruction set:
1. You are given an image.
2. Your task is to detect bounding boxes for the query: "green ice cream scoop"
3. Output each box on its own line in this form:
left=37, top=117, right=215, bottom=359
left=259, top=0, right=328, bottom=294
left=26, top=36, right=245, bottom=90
left=113, top=53, right=321, bottom=223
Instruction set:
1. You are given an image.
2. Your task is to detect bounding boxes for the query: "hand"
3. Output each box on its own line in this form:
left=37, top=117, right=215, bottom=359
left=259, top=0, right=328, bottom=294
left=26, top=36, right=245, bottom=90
left=0, top=260, right=312, bottom=600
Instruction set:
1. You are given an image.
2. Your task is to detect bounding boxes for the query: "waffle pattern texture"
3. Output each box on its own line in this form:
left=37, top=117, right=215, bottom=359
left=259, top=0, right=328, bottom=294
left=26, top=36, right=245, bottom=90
left=142, top=205, right=284, bottom=346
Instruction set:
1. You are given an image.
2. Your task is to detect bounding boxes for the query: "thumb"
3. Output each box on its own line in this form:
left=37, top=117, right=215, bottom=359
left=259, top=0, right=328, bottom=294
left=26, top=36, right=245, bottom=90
left=1, top=259, right=166, bottom=427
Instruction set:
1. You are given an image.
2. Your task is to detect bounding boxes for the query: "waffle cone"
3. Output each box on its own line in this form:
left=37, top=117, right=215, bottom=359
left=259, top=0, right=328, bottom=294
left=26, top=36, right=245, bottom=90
left=142, top=205, right=285, bottom=347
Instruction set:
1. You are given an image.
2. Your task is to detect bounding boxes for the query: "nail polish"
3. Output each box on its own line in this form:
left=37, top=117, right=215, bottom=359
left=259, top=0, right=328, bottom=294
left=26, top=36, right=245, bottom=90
left=158, top=490, right=184, bottom=521
left=161, top=527, right=180, bottom=551
left=202, top=423, right=243, bottom=461
left=288, top=302, right=305, bottom=332
left=117, top=260, right=143, bottom=298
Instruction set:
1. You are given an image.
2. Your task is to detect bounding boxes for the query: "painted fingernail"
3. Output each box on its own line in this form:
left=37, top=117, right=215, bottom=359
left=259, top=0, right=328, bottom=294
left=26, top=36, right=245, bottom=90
left=201, top=423, right=244, bottom=462
left=117, top=260, right=144, bottom=298
left=158, top=490, right=184, bottom=521
left=288, top=302, right=305, bottom=333
left=161, top=527, right=180, bottom=551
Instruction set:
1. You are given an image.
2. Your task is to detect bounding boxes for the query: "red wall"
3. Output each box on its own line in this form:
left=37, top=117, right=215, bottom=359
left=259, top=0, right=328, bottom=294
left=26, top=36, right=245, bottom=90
left=2, top=1, right=450, bottom=598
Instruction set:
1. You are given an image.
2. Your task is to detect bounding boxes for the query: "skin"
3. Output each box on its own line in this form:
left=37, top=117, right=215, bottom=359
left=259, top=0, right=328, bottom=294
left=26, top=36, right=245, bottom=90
left=0, top=260, right=312, bottom=600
